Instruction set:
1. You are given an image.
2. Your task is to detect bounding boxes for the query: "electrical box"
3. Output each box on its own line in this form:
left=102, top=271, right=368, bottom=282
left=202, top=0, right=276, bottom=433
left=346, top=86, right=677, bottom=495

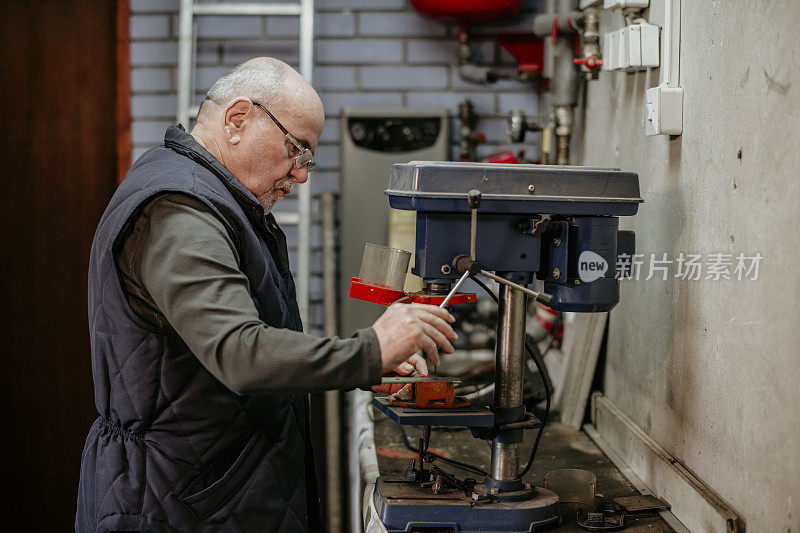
left=603, top=22, right=659, bottom=71
left=645, top=86, right=683, bottom=136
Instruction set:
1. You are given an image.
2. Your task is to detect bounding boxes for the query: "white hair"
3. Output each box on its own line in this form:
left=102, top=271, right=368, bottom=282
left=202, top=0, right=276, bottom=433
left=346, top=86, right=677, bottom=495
left=205, top=58, right=289, bottom=109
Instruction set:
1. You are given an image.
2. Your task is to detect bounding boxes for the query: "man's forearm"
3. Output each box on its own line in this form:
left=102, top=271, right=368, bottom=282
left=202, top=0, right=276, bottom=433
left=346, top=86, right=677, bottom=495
left=119, top=193, right=382, bottom=394
left=206, top=325, right=382, bottom=395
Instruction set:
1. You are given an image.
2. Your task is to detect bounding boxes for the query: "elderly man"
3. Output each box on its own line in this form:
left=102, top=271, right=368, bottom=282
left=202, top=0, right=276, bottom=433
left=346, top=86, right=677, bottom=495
left=76, top=57, right=456, bottom=532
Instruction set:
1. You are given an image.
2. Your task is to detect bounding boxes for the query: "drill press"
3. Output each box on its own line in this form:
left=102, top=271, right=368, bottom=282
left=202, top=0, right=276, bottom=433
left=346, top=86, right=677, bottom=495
left=359, top=161, right=641, bottom=532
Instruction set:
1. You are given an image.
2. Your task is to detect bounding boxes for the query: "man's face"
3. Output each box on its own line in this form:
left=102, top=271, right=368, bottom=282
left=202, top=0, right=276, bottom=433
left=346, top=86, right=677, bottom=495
left=224, top=97, right=324, bottom=211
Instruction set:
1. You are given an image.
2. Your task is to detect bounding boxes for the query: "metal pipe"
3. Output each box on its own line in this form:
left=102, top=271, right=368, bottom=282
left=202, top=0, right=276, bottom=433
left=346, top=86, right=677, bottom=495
left=531, top=12, right=584, bottom=37
left=322, top=192, right=337, bottom=336
left=661, top=0, right=682, bottom=88
left=489, top=284, right=527, bottom=482
left=579, top=7, right=601, bottom=80
left=554, top=105, right=573, bottom=165
left=457, top=41, right=498, bottom=84
left=296, top=0, right=315, bottom=329
left=469, top=12, right=583, bottom=38
left=458, top=63, right=498, bottom=84
left=348, top=390, right=378, bottom=532
left=176, top=0, right=194, bottom=127
left=321, top=192, right=341, bottom=533
left=541, top=0, right=577, bottom=166
left=458, top=100, right=481, bottom=161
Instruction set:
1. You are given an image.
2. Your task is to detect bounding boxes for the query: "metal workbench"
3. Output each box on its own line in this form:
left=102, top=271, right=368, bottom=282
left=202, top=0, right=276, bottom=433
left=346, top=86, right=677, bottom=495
left=370, top=405, right=677, bottom=532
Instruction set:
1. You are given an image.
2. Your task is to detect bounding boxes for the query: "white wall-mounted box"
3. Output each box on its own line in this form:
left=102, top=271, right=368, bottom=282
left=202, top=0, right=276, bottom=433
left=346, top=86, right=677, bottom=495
left=645, top=86, right=683, bottom=136
left=603, top=23, right=659, bottom=71
left=639, top=23, right=660, bottom=67
left=603, top=30, right=618, bottom=70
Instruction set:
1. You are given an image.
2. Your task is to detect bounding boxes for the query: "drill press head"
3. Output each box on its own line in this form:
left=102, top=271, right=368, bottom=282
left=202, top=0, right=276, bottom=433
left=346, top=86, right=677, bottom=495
left=386, top=161, right=642, bottom=312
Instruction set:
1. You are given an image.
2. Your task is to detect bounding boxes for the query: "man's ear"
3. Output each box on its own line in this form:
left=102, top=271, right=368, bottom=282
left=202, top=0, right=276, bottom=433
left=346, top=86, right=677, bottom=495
left=223, top=98, right=254, bottom=145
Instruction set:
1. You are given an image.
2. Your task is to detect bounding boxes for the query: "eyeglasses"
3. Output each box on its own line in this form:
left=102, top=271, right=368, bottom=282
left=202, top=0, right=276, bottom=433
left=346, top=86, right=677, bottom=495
left=252, top=101, right=316, bottom=172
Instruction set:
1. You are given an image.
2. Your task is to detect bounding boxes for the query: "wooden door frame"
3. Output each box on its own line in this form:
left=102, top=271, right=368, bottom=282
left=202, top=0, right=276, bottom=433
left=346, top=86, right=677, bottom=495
left=116, top=0, right=130, bottom=184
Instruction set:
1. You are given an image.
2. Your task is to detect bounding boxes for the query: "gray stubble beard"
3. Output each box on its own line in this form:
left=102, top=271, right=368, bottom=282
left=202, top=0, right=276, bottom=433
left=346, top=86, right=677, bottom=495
left=257, top=178, right=295, bottom=212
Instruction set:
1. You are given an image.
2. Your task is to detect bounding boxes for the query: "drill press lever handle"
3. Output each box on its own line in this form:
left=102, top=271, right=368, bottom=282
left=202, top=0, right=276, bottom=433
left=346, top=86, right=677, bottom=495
left=480, top=269, right=553, bottom=306
left=439, top=270, right=471, bottom=308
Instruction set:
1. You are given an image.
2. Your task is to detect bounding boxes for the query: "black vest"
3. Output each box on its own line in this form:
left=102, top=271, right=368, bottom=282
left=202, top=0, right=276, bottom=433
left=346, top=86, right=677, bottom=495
left=76, top=126, right=319, bottom=532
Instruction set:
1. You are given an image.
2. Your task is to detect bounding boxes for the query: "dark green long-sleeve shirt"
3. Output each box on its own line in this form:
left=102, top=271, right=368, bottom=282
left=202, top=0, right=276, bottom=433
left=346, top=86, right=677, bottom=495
left=116, top=192, right=382, bottom=395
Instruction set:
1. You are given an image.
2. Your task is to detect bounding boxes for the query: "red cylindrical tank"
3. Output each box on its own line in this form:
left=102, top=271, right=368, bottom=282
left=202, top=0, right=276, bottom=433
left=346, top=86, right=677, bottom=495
left=411, top=0, right=522, bottom=24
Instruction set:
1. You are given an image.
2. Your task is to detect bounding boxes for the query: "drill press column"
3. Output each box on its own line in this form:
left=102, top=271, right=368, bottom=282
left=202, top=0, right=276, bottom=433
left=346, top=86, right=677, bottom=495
left=490, top=283, right=528, bottom=486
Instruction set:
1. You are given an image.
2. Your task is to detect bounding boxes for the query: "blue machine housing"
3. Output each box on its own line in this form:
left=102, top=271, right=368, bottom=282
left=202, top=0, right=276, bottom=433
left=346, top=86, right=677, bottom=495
left=386, top=161, right=642, bottom=312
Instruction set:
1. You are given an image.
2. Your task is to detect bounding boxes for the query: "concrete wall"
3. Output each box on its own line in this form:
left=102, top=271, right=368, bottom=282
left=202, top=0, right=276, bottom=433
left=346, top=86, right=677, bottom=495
left=129, top=0, right=542, bottom=335
left=575, top=1, right=800, bottom=530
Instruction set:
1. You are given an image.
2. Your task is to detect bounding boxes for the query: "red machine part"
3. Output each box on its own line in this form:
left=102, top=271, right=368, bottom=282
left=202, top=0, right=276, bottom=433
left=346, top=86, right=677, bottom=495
left=487, top=150, right=518, bottom=164
left=535, top=302, right=563, bottom=340
left=348, top=277, right=404, bottom=306
left=406, top=291, right=475, bottom=305
left=410, top=0, right=522, bottom=24
left=349, top=277, right=476, bottom=307
left=389, top=381, right=470, bottom=409
left=497, top=35, right=545, bottom=72
left=413, top=0, right=544, bottom=74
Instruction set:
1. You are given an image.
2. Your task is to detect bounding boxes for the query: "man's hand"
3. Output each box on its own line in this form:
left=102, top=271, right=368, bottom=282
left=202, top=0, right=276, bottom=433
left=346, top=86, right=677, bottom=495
left=371, top=303, right=457, bottom=372
left=371, top=353, right=428, bottom=394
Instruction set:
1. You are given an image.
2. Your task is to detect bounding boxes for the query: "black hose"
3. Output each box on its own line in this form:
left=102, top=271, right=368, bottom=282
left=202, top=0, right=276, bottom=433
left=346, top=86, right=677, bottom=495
left=520, top=338, right=552, bottom=477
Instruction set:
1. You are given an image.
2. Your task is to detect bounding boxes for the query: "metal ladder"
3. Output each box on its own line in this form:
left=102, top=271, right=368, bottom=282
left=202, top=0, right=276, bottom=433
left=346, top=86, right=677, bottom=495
left=176, top=0, right=316, bottom=328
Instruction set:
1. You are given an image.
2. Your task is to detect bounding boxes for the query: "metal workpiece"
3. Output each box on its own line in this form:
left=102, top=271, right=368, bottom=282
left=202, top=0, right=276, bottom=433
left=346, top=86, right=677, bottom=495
left=380, top=376, right=461, bottom=384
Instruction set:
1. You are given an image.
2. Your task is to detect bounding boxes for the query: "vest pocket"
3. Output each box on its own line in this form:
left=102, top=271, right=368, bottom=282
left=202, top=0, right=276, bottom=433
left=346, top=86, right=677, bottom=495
left=179, top=430, right=270, bottom=520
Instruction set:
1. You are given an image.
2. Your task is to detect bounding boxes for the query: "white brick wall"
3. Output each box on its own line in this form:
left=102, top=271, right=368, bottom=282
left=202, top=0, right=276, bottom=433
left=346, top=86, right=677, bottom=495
left=129, top=0, right=541, bottom=335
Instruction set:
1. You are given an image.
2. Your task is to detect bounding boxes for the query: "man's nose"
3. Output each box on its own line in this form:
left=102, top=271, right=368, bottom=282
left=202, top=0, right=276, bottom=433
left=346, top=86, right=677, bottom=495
left=289, top=164, right=309, bottom=184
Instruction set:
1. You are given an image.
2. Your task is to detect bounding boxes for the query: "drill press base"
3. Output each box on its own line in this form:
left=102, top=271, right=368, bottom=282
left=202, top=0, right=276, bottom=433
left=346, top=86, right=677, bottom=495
left=374, top=476, right=560, bottom=532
